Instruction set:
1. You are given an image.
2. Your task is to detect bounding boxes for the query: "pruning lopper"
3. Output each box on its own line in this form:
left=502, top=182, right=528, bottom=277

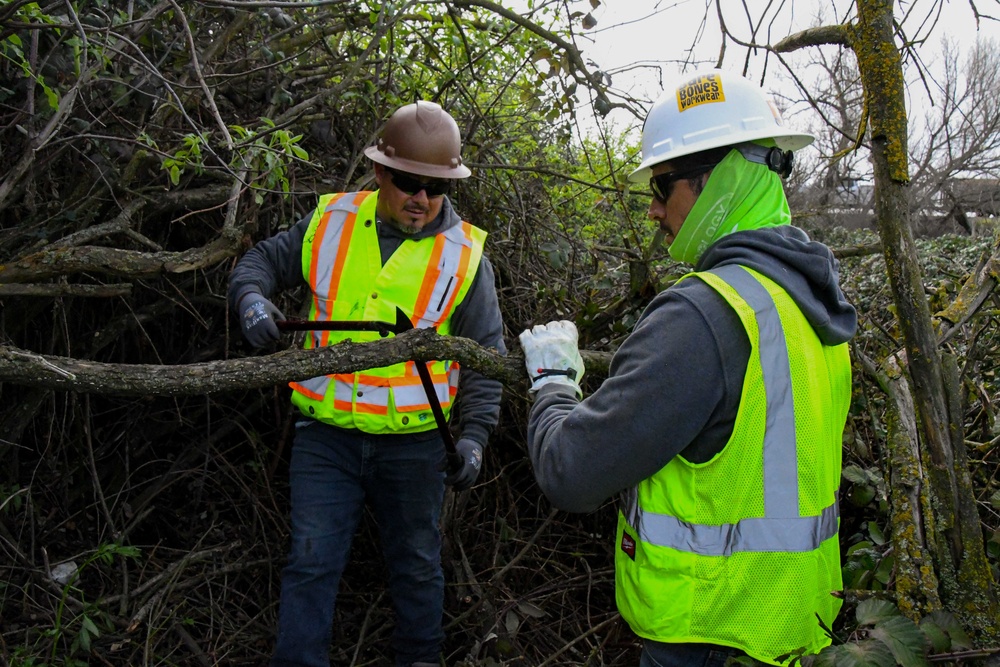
left=276, top=307, right=463, bottom=473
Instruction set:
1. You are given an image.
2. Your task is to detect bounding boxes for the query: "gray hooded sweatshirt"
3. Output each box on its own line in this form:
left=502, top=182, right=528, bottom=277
left=526, top=225, right=857, bottom=513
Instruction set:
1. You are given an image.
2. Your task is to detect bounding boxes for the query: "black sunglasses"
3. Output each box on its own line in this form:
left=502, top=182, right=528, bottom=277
left=649, top=164, right=717, bottom=202
left=385, top=167, right=452, bottom=198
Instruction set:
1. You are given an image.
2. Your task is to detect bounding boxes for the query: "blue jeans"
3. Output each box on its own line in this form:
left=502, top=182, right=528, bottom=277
left=271, top=420, right=447, bottom=667
left=640, top=641, right=751, bottom=667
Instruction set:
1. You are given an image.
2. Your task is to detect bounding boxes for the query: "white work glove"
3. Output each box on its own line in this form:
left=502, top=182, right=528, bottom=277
left=518, top=320, right=585, bottom=396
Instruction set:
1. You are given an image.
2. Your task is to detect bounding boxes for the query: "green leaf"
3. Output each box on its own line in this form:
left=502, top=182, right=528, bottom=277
left=847, top=484, right=875, bottom=507
left=869, top=616, right=929, bottom=667
left=846, top=541, right=873, bottom=557
left=532, top=47, right=552, bottom=61
left=516, top=601, right=546, bottom=619
left=918, top=616, right=951, bottom=653
left=81, top=615, right=100, bottom=638
left=856, top=599, right=899, bottom=625
left=43, top=85, right=59, bottom=110
left=812, top=640, right=896, bottom=667
left=117, top=545, right=141, bottom=559
left=169, top=165, right=180, bottom=186
left=504, top=609, right=519, bottom=635
left=922, top=610, right=972, bottom=650
left=873, top=553, right=894, bottom=585
left=842, top=465, right=871, bottom=484
left=867, top=521, right=886, bottom=545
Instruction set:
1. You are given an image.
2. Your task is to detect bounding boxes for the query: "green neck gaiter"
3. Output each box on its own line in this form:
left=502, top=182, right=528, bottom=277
left=667, top=148, right=791, bottom=265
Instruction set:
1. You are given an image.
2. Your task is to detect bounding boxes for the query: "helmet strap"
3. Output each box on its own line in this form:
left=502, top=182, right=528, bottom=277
left=736, top=143, right=794, bottom=178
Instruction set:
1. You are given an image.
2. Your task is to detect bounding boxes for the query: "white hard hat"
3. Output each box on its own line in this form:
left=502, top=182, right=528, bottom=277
left=628, top=69, right=814, bottom=183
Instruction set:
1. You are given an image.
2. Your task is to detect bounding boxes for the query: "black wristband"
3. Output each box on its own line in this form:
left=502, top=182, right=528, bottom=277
left=532, top=368, right=578, bottom=382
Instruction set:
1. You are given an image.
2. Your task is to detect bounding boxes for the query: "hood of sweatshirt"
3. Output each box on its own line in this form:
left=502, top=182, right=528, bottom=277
left=697, top=225, right=857, bottom=346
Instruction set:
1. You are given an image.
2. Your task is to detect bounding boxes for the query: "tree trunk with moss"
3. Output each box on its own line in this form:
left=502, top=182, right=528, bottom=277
left=852, top=0, right=997, bottom=637
left=777, top=0, right=998, bottom=638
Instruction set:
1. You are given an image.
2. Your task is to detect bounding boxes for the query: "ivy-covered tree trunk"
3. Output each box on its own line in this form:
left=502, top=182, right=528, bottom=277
left=853, top=0, right=998, bottom=636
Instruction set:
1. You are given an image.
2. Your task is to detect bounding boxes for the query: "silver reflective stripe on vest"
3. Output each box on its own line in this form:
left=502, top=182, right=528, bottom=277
left=636, top=501, right=839, bottom=556
left=297, top=375, right=329, bottom=397
left=713, top=264, right=799, bottom=519
left=633, top=264, right=837, bottom=556
left=311, top=196, right=356, bottom=317
left=393, top=380, right=449, bottom=409
left=414, top=224, right=475, bottom=329
left=334, top=377, right=353, bottom=404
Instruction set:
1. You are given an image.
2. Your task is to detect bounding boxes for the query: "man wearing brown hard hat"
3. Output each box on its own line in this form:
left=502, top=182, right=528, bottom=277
left=228, top=101, right=505, bottom=667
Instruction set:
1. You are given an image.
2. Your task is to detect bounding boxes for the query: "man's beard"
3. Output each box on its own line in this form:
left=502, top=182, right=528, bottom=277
left=388, top=217, right=422, bottom=235
left=389, top=207, right=431, bottom=234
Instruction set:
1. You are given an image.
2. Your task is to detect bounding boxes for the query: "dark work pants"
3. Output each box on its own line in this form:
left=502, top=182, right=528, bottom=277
left=271, top=421, right=446, bottom=667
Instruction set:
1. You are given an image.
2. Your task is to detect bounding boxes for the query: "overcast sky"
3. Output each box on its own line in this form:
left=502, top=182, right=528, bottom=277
left=554, top=0, right=1000, bottom=135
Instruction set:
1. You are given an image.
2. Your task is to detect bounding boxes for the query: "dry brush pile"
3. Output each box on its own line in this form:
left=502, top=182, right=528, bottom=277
left=2, top=2, right=1000, bottom=666
left=0, top=2, right=639, bottom=665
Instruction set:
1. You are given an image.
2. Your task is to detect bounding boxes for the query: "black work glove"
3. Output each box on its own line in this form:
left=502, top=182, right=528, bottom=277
left=238, top=292, right=285, bottom=348
left=444, top=439, right=483, bottom=492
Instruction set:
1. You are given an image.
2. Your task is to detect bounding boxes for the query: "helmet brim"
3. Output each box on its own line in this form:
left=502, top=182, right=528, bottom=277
left=365, top=145, right=472, bottom=180
left=627, top=130, right=814, bottom=183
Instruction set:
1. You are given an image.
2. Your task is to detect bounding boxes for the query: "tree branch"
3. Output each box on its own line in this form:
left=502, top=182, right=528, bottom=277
left=773, top=24, right=854, bottom=53
left=0, top=283, right=133, bottom=297
left=448, top=0, right=615, bottom=114
left=0, top=328, right=613, bottom=396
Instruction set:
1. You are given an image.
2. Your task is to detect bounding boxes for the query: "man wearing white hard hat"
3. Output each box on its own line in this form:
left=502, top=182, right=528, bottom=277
left=518, top=70, right=857, bottom=665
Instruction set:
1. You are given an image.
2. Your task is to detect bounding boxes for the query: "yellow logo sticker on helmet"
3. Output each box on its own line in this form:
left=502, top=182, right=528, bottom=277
left=676, top=73, right=726, bottom=112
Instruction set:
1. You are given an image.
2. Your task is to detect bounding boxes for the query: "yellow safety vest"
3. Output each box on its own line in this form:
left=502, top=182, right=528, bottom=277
left=615, top=265, right=851, bottom=664
left=289, top=191, right=487, bottom=434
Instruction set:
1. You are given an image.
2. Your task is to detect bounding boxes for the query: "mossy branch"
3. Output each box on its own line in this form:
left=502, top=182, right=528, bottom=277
left=0, top=329, right=613, bottom=397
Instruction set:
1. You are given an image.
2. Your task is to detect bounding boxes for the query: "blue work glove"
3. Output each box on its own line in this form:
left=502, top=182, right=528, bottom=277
left=444, top=439, right=483, bottom=492
left=238, top=292, right=285, bottom=348
left=518, top=320, right=585, bottom=397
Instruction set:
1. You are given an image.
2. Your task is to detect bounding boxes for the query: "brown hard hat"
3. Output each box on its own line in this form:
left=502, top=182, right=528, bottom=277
left=364, top=101, right=472, bottom=179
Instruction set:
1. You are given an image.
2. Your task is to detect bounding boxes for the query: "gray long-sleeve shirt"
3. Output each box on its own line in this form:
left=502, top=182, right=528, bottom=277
left=526, top=226, right=857, bottom=513
left=228, top=194, right=506, bottom=447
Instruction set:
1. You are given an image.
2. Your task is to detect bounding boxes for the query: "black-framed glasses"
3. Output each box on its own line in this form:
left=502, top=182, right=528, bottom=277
left=385, top=167, right=452, bottom=198
left=649, top=164, right=717, bottom=202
